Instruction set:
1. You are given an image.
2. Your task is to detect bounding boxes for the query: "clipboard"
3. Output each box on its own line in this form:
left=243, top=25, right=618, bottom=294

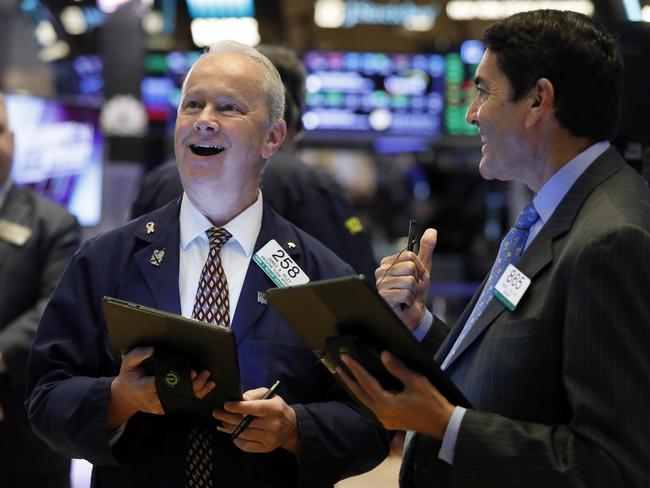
left=266, top=275, right=471, bottom=410
left=103, top=297, right=243, bottom=423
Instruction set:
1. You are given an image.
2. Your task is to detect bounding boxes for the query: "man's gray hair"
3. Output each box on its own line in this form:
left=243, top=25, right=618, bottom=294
left=187, top=41, right=286, bottom=126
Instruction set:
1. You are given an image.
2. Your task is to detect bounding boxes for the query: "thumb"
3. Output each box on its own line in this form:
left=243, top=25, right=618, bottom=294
left=417, top=228, right=437, bottom=275
left=122, top=346, right=155, bottom=369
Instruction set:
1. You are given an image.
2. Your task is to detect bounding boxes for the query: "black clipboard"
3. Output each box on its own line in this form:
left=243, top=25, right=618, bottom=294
left=266, top=275, right=471, bottom=410
left=103, top=297, right=243, bottom=423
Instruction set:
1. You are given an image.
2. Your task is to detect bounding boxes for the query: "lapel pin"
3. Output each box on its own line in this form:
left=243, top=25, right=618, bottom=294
left=145, top=222, right=155, bottom=234
left=257, top=291, right=267, bottom=305
left=149, top=248, right=165, bottom=266
left=287, top=242, right=296, bottom=249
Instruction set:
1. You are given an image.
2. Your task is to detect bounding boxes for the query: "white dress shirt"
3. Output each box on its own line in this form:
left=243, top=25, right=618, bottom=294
left=109, top=190, right=264, bottom=446
left=178, top=191, right=263, bottom=322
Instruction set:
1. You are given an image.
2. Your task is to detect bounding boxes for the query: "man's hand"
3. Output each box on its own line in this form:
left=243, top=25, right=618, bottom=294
left=337, top=351, right=454, bottom=439
left=107, top=347, right=215, bottom=430
left=375, top=228, right=438, bottom=330
left=213, top=387, right=300, bottom=455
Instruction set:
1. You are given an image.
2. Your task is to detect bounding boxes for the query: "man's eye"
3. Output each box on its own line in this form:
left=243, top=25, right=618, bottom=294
left=222, top=104, right=240, bottom=113
left=183, top=100, right=201, bottom=110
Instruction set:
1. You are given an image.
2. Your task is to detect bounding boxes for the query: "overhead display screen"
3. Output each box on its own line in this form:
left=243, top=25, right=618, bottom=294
left=6, top=94, right=103, bottom=226
left=301, top=41, right=483, bottom=143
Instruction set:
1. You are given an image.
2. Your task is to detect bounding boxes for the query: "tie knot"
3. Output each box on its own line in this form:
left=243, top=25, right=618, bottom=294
left=513, top=203, right=539, bottom=231
left=206, top=227, right=231, bottom=249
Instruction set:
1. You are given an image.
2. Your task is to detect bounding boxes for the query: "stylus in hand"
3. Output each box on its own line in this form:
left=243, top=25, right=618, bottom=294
left=229, top=380, right=281, bottom=441
left=400, top=220, right=418, bottom=311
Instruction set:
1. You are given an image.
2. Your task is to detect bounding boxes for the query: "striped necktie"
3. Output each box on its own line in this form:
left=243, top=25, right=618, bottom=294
left=441, top=203, right=539, bottom=369
left=185, top=227, right=231, bottom=488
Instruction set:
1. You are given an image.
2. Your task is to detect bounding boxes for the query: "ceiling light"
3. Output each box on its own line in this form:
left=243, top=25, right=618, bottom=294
left=190, top=17, right=260, bottom=47
left=446, top=0, right=593, bottom=20
left=643, top=5, right=650, bottom=21
left=38, top=41, right=70, bottom=62
left=314, top=0, right=346, bottom=28
left=143, top=10, right=164, bottom=34
left=61, top=6, right=88, bottom=35
left=35, top=20, right=58, bottom=47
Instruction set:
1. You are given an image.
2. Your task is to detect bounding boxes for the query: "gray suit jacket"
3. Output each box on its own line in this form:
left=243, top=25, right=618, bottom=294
left=402, top=147, right=650, bottom=487
left=0, top=185, right=79, bottom=478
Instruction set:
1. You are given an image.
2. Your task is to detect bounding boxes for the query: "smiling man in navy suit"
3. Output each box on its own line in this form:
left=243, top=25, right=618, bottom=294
left=339, top=10, right=650, bottom=488
left=26, top=41, right=388, bottom=488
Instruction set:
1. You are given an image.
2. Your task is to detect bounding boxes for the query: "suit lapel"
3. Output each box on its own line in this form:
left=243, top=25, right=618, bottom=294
left=133, top=203, right=182, bottom=315
left=0, top=187, right=31, bottom=274
left=441, top=148, right=625, bottom=369
left=232, top=203, right=302, bottom=346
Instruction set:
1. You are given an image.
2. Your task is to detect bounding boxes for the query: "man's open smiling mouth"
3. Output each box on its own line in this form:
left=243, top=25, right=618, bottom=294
left=190, top=144, right=225, bottom=156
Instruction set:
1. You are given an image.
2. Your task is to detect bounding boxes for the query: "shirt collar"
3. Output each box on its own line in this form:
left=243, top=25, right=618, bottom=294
left=533, top=141, right=610, bottom=224
left=179, top=191, right=263, bottom=257
left=0, top=178, right=13, bottom=211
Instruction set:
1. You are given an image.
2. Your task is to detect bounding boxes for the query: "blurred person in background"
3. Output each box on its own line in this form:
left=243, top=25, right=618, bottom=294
left=131, top=45, right=377, bottom=281
left=0, top=93, right=80, bottom=487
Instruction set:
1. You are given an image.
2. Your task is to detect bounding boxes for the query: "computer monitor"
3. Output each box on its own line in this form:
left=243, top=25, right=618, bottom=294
left=5, top=94, right=103, bottom=226
left=300, top=41, right=483, bottom=147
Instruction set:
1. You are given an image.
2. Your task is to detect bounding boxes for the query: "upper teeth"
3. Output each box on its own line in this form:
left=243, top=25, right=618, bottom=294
left=193, top=144, right=223, bottom=149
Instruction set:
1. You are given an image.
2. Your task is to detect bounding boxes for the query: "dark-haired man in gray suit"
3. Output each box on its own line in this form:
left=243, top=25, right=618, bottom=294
left=340, top=10, right=650, bottom=488
left=0, top=93, right=80, bottom=487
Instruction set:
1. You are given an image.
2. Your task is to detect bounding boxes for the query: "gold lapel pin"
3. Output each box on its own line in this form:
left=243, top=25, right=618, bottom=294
left=149, top=248, right=165, bottom=266
left=145, top=222, right=155, bottom=234
left=287, top=242, right=296, bottom=249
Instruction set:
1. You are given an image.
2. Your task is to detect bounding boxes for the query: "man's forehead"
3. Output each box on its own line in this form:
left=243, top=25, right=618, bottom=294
left=474, top=50, right=501, bottom=83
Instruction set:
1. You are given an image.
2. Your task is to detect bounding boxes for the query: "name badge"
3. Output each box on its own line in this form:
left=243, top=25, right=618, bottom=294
left=0, top=218, right=33, bottom=246
left=253, top=239, right=309, bottom=288
left=493, top=264, right=531, bottom=311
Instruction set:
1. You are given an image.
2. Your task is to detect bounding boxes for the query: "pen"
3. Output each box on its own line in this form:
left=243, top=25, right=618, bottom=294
left=400, top=220, right=418, bottom=310
left=229, top=380, right=281, bottom=441
left=406, top=219, right=418, bottom=254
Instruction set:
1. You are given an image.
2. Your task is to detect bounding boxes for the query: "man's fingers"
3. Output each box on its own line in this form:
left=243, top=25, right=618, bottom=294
left=417, top=228, right=437, bottom=274
left=339, top=354, right=390, bottom=401
left=242, top=387, right=270, bottom=401
left=122, top=346, right=154, bottom=370
left=380, top=351, right=420, bottom=385
left=335, top=366, right=375, bottom=409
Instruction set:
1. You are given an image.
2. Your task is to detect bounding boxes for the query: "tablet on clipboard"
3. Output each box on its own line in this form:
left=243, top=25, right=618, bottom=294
left=103, top=297, right=243, bottom=423
left=266, top=276, right=471, bottom=411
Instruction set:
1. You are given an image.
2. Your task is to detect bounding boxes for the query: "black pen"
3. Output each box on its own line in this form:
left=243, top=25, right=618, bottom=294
left=229, top=380, right=281, bottom=441
left=400, top=220, right=418, bottom=310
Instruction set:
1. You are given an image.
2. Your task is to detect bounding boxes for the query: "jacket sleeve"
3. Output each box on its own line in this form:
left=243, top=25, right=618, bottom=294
left=25, top=241, right=123, bottom=465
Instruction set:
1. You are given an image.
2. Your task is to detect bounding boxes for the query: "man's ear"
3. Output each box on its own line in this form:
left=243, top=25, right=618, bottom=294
left=261, top=119, right=287, bottom=159
left=525, top=77, right=554, bottom=128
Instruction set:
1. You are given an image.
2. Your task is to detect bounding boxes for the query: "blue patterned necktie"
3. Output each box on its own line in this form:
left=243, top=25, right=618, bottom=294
left=185, top=227, right=231, bottom=488
left=441, top=203, right=539, bottom=369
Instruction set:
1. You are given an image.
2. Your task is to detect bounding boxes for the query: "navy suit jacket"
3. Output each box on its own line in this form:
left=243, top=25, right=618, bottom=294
left=402, top=148, right=650, bottom=487
left=0, top=185, right=79, bottom=480
left=26, top=199, right=389, bottom=487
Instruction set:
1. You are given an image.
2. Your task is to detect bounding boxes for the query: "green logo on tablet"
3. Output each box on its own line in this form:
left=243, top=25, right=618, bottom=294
left=165, top=371, right=180, bottom=388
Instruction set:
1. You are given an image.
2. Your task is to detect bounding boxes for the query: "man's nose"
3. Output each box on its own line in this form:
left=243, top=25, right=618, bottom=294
left=194, top=108, right=219, bottom=132
left=465, top=98, right=478, bottom=126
